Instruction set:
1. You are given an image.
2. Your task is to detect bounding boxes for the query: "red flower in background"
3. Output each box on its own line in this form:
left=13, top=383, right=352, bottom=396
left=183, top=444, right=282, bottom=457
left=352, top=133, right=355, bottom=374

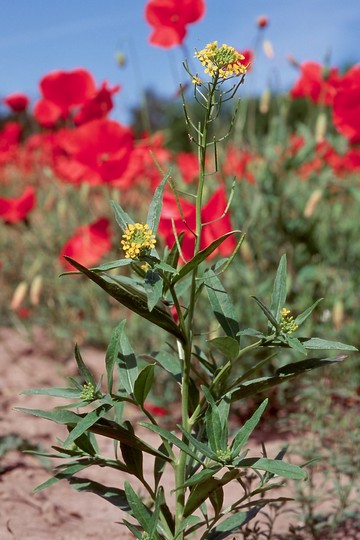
left=60, top=217, right=112, bottom=270
left=290, top=62, right=340, bottom=106
left=222, top=144, right=255, bottom=184
left=4, top=93, right=29, bottom=112
left=0, top=121, right=22, bottom=165
left=34, top=68, right=96, bottom=127
left=238, top=49, right=254, bottom=72
left=54, top=118, right=134, bottom=185
left=176, top=152, right=199, bottom=183
left=0, top=186, right=36, bottom=223
left=158, top=187, right=236, bottom=260
left=145, top=0, right=206, bottom=48
left=73, top=82, right=121, bottom=126
left=332, top=64, right=360, bottom=143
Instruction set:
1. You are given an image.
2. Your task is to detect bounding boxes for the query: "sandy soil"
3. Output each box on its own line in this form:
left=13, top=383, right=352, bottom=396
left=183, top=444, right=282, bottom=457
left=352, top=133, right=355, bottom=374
left=1, top=326, right=358, bottom=540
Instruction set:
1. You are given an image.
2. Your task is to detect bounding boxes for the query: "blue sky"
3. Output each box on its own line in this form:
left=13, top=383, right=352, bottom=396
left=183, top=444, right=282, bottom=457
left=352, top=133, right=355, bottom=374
left=1, top=0, right=359, bottom=124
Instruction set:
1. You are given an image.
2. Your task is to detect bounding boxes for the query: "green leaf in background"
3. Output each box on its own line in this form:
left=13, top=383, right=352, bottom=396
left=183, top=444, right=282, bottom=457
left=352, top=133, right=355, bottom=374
left=231, top=399, right=268, bottom=457
left=204, top=268, right=240, bottom=340
left=208, top=336, right=240, bottom=361
left=63, top=257, right=185, bottom=343
left=146, top=173, right=170, bottom=236
left=270, top=254, right=287, bottom=324
left=105, top=320, right=123, bottom=394
left=74, top=344, right=96, bottom=387
left=111, top=200, right=134, bottom=232
left=237, top=456, right=307, bottom=480
left=116, top=321, right=138, bottom=396
left=134, top=364, right=155, bottom=406
left=172, top=231, right=241, bottom=286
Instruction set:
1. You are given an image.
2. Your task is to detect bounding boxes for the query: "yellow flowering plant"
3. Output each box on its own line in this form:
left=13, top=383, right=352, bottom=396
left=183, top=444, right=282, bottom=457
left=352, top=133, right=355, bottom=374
left=20, top=43, right=357, bottom=540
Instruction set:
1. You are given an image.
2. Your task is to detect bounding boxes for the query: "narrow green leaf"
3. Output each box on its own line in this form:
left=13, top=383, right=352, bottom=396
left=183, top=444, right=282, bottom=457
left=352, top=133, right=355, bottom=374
left=275, top=355, right=347, bottom=376
left=63, top=404, right=112, bottom=448
left=300, top=337, right=358, bottom=351
left=176, top=466, right=222, bottom=489
left=148, top=486, right=165, bottom=538
left=231, top=399, right=268, bottom=457
left=69, top=476, right=131, bottom=511
left=124, top=481, right=152, bottom=531
left=251, top=296, right=279, bottom=331
left=144, top=272, right=164, bottom=312
left=146, top=173, right=170, bottom=235
left=204, top=268, right=240, bottom=340
left=172, top=231, right=241, bottom=286
left=294, top=298, right=323, bottom=326
left=90, top=259, right=132, bottom=272
left=237, top=328, right=266, bottom=339
left=209, top=486, right=224, bottom=517
left=74, top=344, right=96, bottom=386
left=139, top=423, right=203, bottom=464
left=22, top=387, right=80, bottom=399
left=63, top=256, right=185, bottom=343
left=117, top=322, right=138, bottom=396
left=134, top=364, right=155, bottom=406
left=120, top=421, right=144, bottom=480
left=286, top=335, right=307, bottom=355
left=237, top=457, right=307, bottom=480
left=105, top=320, right=124, bottom=394
left=184, top=470, right=239, bottom=517
left=34, top=462, right=92, bottom=493
left=207, top=507, right=261, bottom=540
left=154, top=443, right=169, bottom=490
left=145, top=351, right=182, bottom=381
left=208, top=336, right=240, bottom=361
left=177, top=425, right=217, bottom=460
left=270, top=254, right=287, bottom=323
left=111, top=200, right=134, bottom=231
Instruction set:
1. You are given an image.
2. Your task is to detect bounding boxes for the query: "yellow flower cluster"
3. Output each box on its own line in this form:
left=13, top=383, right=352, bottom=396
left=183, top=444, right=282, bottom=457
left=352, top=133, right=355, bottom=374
left=195, top=41, right=248, bottom=79
left=121, top=223, right=156, bottom=260
left=280, top=307, right=299, bottom=334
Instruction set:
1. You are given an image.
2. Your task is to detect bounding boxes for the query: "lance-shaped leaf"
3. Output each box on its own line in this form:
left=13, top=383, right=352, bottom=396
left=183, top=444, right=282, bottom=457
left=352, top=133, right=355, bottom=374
left=134, top=364, right=155, bottom=406
left=146, top=173, right=170, bottom=235
left=208, top=336, right=240, bottom=361
left=229, top=355, right=347, bottom=401
left=120, top=421, right=144, bottom=480
left=204, top=268, right=240, bottom=340
left=231, top=399, right=268, bottom=457
left=105, top=321, right=123, bottom=394
left=17, top=408, right=171, bottom=460
left=90, top=259, right=133, bottom=272
left=171, top=231, right=241, bottom=286
left=299, top=337, right=357, bottom=351
left=63, top=256, right=185, bottom=343
left=69, top=476, right=131, bottom=512
left=74, top=344, right=96, bottom=387
left=144, top=270, right=164, bottom=312
left=207, top=507, right=261, bottom=540
left=116, top=321, right=138, bottom=396
left=124, top=481, right=153, bottom=532
left=139, top=423, right=204, bottom=464
left=294, top=298, right=323, bottom=327
left=251, top=296, right=279, bottom=332
left=237, top=457, right=307, bottom=480
left=184, top=470, right=239, bottom=517
left=63, top=403, right=112, bottom=448
left=111, top=200, right=134, bottom=231
left=270, top=254, right=287, bottom=325
left=22, top=387, right=80, bottom=399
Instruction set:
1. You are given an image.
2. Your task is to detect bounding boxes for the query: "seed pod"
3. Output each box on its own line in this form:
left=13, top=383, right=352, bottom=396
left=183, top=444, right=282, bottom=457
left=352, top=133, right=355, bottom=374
left=10, top=281, right=28, bottom=310
left=332, top=300, right=344, bottom=332
left=30, top=275, right=43, bottom=306
left=304, top=189, right=323, bottom=217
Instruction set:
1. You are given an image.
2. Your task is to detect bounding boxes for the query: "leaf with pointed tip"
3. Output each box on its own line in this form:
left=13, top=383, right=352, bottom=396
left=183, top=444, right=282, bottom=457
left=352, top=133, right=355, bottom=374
left=207, top=507, right=262, bottom=540
left=139, top=423, right=203, bottom=464
left=286, top=335, right=307, bottom=356
left=63, top=404, right=112, bottom=448
left=111, top=200, right=134, bottom=231
left=64, top=256, right=185, bottom=343
left=270, top=254, right=287, bottom=324
left=105, top=321, right=123, bottom=394
left=120, top=422, right=143, bottom=480
left=184, top=470, right=239, bottom=517
left=70, top=476, right=131, bottom=511
left=294, top=298, right=323, bottom=326
left=300, top=337, right=357, bottom=351
left=172, top=231, right=241, bottom=286
left=134, top=364, right=155, bottom=406
left=116, top=322, right=138, bottom=396
left=251, top=296, right=279, bottom=331
left=237, top=457, right=307, bottom=480
left=204, top=268, right=240, bottom=340
left=22, top=387, right=80, bottom=399
left=124, top=481, right=153, bottom=531
left=34, top=461, right=93, bottom=493
left=146, top=173, right=170, bottom=235
left=144, top=272, right=164, bottom=312
left=90, top=259, right=132, bottom=272
left=231, top=399, right=268, bottom=457
left=74, top=344, right=96, bottom=386
left=237, top=328, right=266, bottom=339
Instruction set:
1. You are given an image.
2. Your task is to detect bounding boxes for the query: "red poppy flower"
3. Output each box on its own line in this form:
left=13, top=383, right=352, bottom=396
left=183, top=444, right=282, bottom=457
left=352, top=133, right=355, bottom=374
left=222, top=144, right=255, bottom=184
left=34, top=68, right=96, bottom=127
left=145, top=0, right=206, bottom=48
left=176, top=152, right=199, bottom=183
left=4, top=93, right=29, bottom=112
left=54, top=118, right=134, bottom=185
left=60, top=217, right=112, bottom=270
left=290, top=61, right=341, bottom=106
left=332, top=65, right=360, bottom=143
left=73, top=82, right=121, bottom=126
left=0, top=186, right=36, bottom=223
left=257, top=15, right=269, bottom=28
left=158, top=187, right=236, bottom=260
left=238, top=49, right=254, bottom=72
